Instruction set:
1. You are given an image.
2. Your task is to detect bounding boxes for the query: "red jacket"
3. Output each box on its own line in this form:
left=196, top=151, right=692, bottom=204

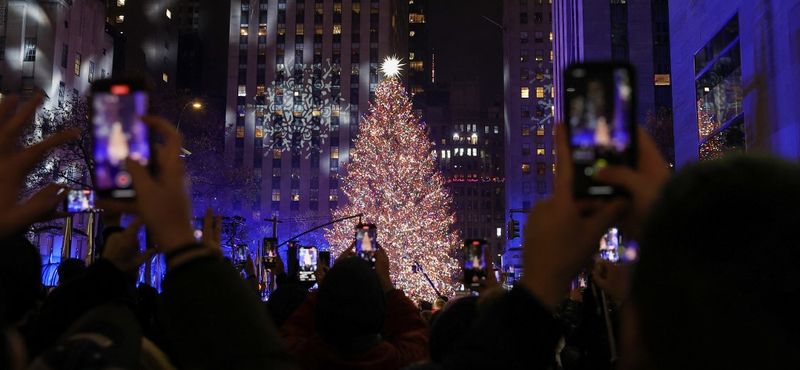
left=279, top=289, right=430, bottom=370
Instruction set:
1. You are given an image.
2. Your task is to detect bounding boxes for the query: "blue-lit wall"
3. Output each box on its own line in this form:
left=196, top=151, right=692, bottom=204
left=670, top=0, right=800, bottom=166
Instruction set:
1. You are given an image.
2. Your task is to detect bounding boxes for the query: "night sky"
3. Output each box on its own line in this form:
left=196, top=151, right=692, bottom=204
left=427, top=0, right=505, bottom=108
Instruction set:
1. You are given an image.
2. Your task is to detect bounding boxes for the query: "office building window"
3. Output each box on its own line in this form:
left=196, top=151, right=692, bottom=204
left=535, top=49, right=543, bottom=61
left=117, top=0, right=125, bottom=6
left=88, top=61, right=95, bottom=82
left=162, top=73, right=169, bottom=82
left=535, top=31, right=543, bottom=43
left=58, top=82, right=65, bottom=107
left=521, top=105, right=530, bottom=117
left=74, top=53, right=81, bottom=75
left=522, top=124, right=530, bottom=136
left=537, top=143, right=545, bottom=155
left=522, top=143, right=530, bottom=155
left=522, top=163, right=531, bottom=174
left=329, top=189, right=338, bottom=201
left=535, top=86, right=544, bottom=98
left=534, top=12, right=543, bottom=23
left=521, top=87, right=530, bottom=99
left=520, top=31, right=528, bottom=43
left=537, top=162, right=546, bottom=175
left=236, top=126, right=245, bottom=138
left=521, top=13, right=528, bottom=24
left=695, top=14, right=743, bottom=161
left=24, top=38, right=37, bottom=61
left=537, top=181, right=546, bottom=194
left=520, top=50, right=529, bottom=62
left=272, top=189, right=281, bottom=202
left=537, top=124, right=545, bottom=136
left=521, top=68, right=529, bottom=80
left=60, top=44, right=68, bottom=67
left=116, top=15, right=124, bottom=23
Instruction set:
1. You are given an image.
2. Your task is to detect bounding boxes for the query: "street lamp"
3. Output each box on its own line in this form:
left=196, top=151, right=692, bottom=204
left=176, top=101, right=202, bottom=157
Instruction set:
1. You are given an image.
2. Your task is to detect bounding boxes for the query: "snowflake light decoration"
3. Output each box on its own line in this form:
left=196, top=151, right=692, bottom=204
left=260, top=59, right=347, bottom=156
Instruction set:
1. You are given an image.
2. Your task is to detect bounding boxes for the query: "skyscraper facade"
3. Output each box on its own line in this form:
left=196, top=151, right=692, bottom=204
left=0, top=0, right=113, bottom=106
left=225, top=0, right=408, bottom=241
left=105, top=0, right=179, bottom=88
left=503, top=0, right=556, bottom=267
left=669, top=0, right=800, bottom=165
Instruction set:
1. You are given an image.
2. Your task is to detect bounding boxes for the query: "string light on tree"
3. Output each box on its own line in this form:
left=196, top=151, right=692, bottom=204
left=325, top=74, right=460, bottom=303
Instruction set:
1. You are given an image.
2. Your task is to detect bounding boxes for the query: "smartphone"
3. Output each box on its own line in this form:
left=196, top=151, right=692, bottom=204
left=262, top=237, right=278, bottom=269
left=464, top=239, right=487, bottom=286
left=63, top=189, right=96, bottom=213
left=599, top=227, right=621, bottom=263
left=298, top=246, right=318, bottom=282
left=355, top=224, right=378, bottom=263
left=564, top=62, right=637, bottom=198
left=90, top=78, right=152, bottom=199
left=319, top=250, right=331, bottom=268
left=234, top=244, right=248, bottom=269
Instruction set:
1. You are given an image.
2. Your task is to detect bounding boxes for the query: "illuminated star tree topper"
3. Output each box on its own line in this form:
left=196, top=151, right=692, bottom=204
left=325, top=77, right=460, bottom=303
left=379, top=56, right=405, bottom=79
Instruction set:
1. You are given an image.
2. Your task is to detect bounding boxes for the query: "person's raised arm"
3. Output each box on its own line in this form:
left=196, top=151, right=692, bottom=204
left=0, top=94, right=78, bottom=239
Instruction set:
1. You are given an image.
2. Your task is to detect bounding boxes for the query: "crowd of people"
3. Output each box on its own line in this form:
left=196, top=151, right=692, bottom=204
left=1, top=93, right=799, bottom=370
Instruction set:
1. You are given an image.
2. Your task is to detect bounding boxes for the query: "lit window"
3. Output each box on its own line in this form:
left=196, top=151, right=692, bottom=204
left=238, top=85, right=246, bottom=96
left=331, top=146, right=339, bottom=159
left=410, top=61, right=423, bottom=71
left=537, top=143, right=545, bottom=155
left=353, top=3, right=361, bottom=13
left=520, top=50, right=529, bottom=62
left=273, top=149, right=282, bottom=159
left=166, top=9, right=172, bottom=19
left=521, top=87, right=530, bottom=99
left=296, top=24, right=304, bottom=35
left=241, top=27, right=249, bottom=36
left=329, top=189, right=338, bottom=201
left=272, top=189, right=280, bottom=202
left=236, top=126, right=245, bottom=138
left=535, top=87, right=544, bottom=98
left=292, top=190, right=300, bottom=202
left=409, top=52, right=415, bottom=60
left=74, top=53, right=81, bottom=75
left=535, top=50, right=543, bottom=61
left=537, top=124, right=545, bottom=136
left=117, top=0, right=125, bottom=6
left=409, top=13, right=425, bottom=23
left=522, top=124, right=530, bottom=136
left=259, top=26, right=267, bottom=36
left=255, top=127, right=264, bottom=138
left=552, top=163, right=556, bottom=174
left=655, top=74, right=671, bottom=86
left=522, top=163, right=531, bottom=174
left=333, top=3, right=342, bottom=13
left=116, top=15, right=124, bottom=23
left=409, top=31, right=416, bottom=37
left=333, top=24, right=342, bottom=34
left=24, top=38, right=37, bottom=61
left=550, top=49, right=553, bottom=61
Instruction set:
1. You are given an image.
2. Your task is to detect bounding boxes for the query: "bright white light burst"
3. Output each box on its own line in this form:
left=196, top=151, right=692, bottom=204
left=380, top=56, right=405, bottom=78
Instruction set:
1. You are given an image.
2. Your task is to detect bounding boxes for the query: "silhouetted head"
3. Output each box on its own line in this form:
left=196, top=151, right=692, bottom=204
left=429, top=296, right=479, bottom=362
left=0, top=235, right=42, bottom=326
left=628, top=155, right=800, bottom=370
left=57, top=258, right=87, bottom=285
left=315, top=257, right=386, bottom=348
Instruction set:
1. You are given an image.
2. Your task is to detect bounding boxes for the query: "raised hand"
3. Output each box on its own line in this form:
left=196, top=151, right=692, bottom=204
left=201, top=207, right=223, bottom=259
left=0, top=94, right=79, bottom=238
left=102, top=218, right=157, bottom=275
left=519, top=124, right=628, bottom=310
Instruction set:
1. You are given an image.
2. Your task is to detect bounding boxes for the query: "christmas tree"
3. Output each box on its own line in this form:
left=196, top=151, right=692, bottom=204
left=325, top=58, right=460, bottom=302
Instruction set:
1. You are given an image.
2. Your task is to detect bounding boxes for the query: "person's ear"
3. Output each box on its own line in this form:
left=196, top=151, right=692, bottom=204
left=620, top=302, right=655, bottom=370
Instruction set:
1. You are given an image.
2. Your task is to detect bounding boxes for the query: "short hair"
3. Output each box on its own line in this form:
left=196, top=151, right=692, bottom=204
left=57, top=258, right=86, bottom=285
left=632, top=155, right=800, bottom=369
left=0, top=235, right=42, bottom=324
left=315, top=257, right=386, bottom=345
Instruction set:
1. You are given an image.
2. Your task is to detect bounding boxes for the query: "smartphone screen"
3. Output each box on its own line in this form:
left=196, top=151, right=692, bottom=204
left=235, top=244, right=248, bottom=266
left=192, top=217, right=204, bottom=241
left=599, top=227, right=621, bottom=263
left=319, top=251, right=331, bottom=268
left=355, top=224, right=378, bottom=263
left=565, top=62, right=637, bottom=197
left=298, top=246, right=318, bottom=282
left=91, top=79, right=151, bottom=198
left=464, top=239, right=487, bottom=285
left=262, top=237, right=278, bottom=268
left=64, top=189, right=95, bottom=213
